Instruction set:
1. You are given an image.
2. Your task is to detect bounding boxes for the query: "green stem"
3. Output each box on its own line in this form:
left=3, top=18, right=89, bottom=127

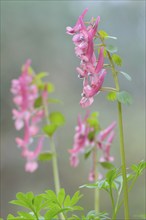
left=43, top=89, right=65, bottom=220
left=50, top=137, right=60, bottom=194
left=93, top=146, right=99, bottom=213
left=109, top=186, right=115, bottom=211
left=106, top=50, right=130, bottom=220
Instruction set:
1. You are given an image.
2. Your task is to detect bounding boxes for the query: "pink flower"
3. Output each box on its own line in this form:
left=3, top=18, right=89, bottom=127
left=11, top=60, right=45, bottom=172
left=69, top=112, right=116, bottom=181
left=97, top=121, right=116, bottom=147
left=67, top=10, right=106, bottom=108
left=25, top=161, right=38, bottom=173
left=66, top=8, right=88, bottom=35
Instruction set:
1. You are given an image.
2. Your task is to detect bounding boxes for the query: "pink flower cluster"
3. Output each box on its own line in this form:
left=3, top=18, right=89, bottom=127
left=11, top=60, right=45, bottom=172
left=69, top=113, right=116, bottom=181
left=66, top=9, right=107, bottom=108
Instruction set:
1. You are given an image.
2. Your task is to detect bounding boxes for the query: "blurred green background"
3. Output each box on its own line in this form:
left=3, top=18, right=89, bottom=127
left=1, top=0, right=145, bottom=219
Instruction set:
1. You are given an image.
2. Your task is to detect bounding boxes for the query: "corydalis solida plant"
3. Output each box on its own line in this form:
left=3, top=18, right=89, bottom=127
left=66, top=8, right=133, bottom=219
left=11, top=60, right=45, bottom=172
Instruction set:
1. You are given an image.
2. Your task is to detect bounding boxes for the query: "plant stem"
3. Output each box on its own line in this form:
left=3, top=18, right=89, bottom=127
left=43, top=89, right=65, bottom=220
left=50, top=137, right=60, bottom=194
left=93, top=146, right=99, bottom=213
left=106, top=50, right=130, bottom=220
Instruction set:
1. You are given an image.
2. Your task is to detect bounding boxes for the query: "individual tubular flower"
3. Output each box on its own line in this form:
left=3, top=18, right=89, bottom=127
left=97, top=121, right=116, bottom=162
left=11, top=60, right=45, bottom=172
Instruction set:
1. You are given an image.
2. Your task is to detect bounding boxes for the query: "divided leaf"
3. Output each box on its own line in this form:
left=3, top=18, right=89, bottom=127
left=117, top=91, right=132, bottom=105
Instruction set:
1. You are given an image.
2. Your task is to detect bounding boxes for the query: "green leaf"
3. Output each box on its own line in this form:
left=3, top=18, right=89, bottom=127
left=48, top=98, right=62, bottom=104
left=98, top=30, right=108, bottom=39
left=112, top=54, right=122, bottom=66
left=38, top=152, right=53, bottom=161
left=36, top=72, right=48, bottom=79
left=47, top=82, right=55, bottom=93
left=34, top=96, right=43, bottom=108
left=70, top=191, right=83, bottom=206
left=106, top=45, right=118, bottom=53
left=49, top=112, right=65, bottom=127
left=64, top=195, right=71, bottom=207
left=87, top=112, right=99, bottom=130
left=131, top=160, right=146, bottom=175
left=106, top=91, right=117, bottom=101
left=120, top=71, right=132, bottom=81
left=58, top=188, right=66, bottom=205
left=43, top=124, right=57, bottom=137
left=79, top=183, right=98, bottom=189
left=17, top=212, right=35, bottom=219
left=100, top=162, right=115, bottom=169
left=105, top=35, right=117, bottom=40
left=7, top=214, right=16, bottom=220
left=117, top=91, right=132, bottom=105
left=84, top=148, right=93, bottom=159
left=106, top=168, right=118, bottom=185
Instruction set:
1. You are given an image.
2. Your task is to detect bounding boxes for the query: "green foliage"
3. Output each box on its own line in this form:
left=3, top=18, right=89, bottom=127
left=38, top=152, right=53, bottom=161
left=43, top=124, right=57, bottom=137
left=87, top=112, right=99, bottom=130
left=120, top=71, right=132, bottom=81
left=117, top=91, right=132, bottom=105
left=85, top=210, right=110, bottom=220
left=7, top=189, right=83, bottom=220
left=34, top=96, right=43, bottom=108
left=112, top=54, right=122, bottom=66
left=99, top=162, right=115, bottom=170
left=48, top=98, right=62, bottom=104
left=106, top=91, right=117, bottom=102
left=49, top=112, right=65, bottom=127
left=47, top=82, right=55, bottom=93
left=98, top=30, right=108, bottom=39
left=106, top=45, right=118, bottom=53
left=131, top=160, right=146, bottom=176
left=43, top=189, right=83, bottom=220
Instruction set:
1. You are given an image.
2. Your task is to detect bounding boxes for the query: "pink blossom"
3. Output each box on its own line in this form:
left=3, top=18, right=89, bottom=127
left=67, top=10, right=106, bottom=108
left=97, top=121, right=116, bottom=147
left=69, top=113, right=116, bottom=181
left=11, top=60, right=45, bottom=172
left=66, top=8, right=88, bottom=35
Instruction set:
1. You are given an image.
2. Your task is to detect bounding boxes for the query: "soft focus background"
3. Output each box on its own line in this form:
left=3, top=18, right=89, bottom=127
left=1, top=1, right=145, bottom=218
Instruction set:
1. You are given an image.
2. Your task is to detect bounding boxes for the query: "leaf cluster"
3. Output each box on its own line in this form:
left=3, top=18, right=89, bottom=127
left=7, top=189, right=83, bottom=220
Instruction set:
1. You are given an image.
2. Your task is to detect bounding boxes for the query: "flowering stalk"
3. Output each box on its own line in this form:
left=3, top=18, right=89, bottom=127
left=93, top=146, right=99, bottom=213
left=42, top=88, right=60, bottom=194
left=106, top=50, right=130, bottom=220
